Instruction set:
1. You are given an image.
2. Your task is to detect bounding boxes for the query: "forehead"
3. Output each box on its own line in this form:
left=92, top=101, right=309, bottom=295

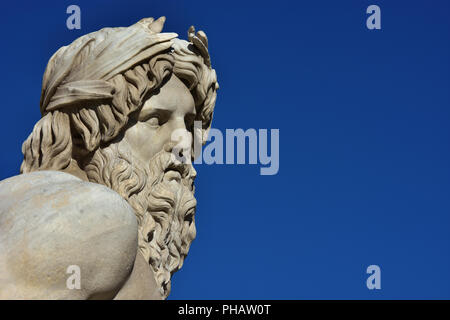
left=141, top=74, right=195, bottom=114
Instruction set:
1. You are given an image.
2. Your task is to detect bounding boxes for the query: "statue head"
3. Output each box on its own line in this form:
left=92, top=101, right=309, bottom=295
left=20, top=16, right=218, bottom=298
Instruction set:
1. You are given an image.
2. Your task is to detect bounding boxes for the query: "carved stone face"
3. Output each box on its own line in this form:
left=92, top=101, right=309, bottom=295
left=84, top=73, right=199, bottom=297
left=119, top=74, right=195, bottom=167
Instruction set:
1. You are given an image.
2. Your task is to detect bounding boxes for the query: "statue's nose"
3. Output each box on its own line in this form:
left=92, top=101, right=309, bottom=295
left=166, top=121, right=192, bottom=162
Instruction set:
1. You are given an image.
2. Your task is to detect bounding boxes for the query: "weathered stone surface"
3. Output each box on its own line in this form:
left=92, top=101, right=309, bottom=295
left=0, top=171, right=138, bottom=299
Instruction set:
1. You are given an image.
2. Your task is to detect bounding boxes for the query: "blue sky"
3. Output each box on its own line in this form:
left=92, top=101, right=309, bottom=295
left=0, top=0, right=449, bottom=299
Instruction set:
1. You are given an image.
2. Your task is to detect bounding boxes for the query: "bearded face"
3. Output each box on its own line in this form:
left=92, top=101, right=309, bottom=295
left=84, top=73, right=200, bottom=298
left=19, top=18, right=218, bottom=299
left=85, top=134, right=197, bottom=299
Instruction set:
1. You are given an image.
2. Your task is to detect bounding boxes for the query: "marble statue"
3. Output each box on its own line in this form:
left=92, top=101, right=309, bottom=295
left=0, top=16, right=218, bottom=299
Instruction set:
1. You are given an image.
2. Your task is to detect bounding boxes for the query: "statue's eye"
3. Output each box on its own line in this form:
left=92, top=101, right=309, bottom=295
left=139, top=109, right=170, bottom=127
left=146, top=116, right=160, bottom=127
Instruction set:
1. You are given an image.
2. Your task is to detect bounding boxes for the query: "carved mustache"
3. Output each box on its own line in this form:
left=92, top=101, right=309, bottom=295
left=149, top=144, right=197, bottom=188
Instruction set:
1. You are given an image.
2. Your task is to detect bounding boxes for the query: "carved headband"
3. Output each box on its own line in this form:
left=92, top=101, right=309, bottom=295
left=40, top=17, right=211, bottom=115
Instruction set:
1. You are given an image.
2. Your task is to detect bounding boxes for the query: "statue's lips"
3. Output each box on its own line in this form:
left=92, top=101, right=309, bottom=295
left=164, top=161, right=189, bottom=179
left=162, top=160, right=194, bottom=190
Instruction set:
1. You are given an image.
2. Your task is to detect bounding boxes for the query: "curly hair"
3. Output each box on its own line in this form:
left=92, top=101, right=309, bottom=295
left=20, top=23, right=218, bottom=174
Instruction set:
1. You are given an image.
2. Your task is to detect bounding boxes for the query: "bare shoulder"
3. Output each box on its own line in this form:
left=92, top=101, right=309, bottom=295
left=0, top=171, right=138, bottom=299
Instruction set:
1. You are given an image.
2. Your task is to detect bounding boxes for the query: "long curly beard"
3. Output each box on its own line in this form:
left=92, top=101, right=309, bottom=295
left=84, top=142, right=197, bottom=298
